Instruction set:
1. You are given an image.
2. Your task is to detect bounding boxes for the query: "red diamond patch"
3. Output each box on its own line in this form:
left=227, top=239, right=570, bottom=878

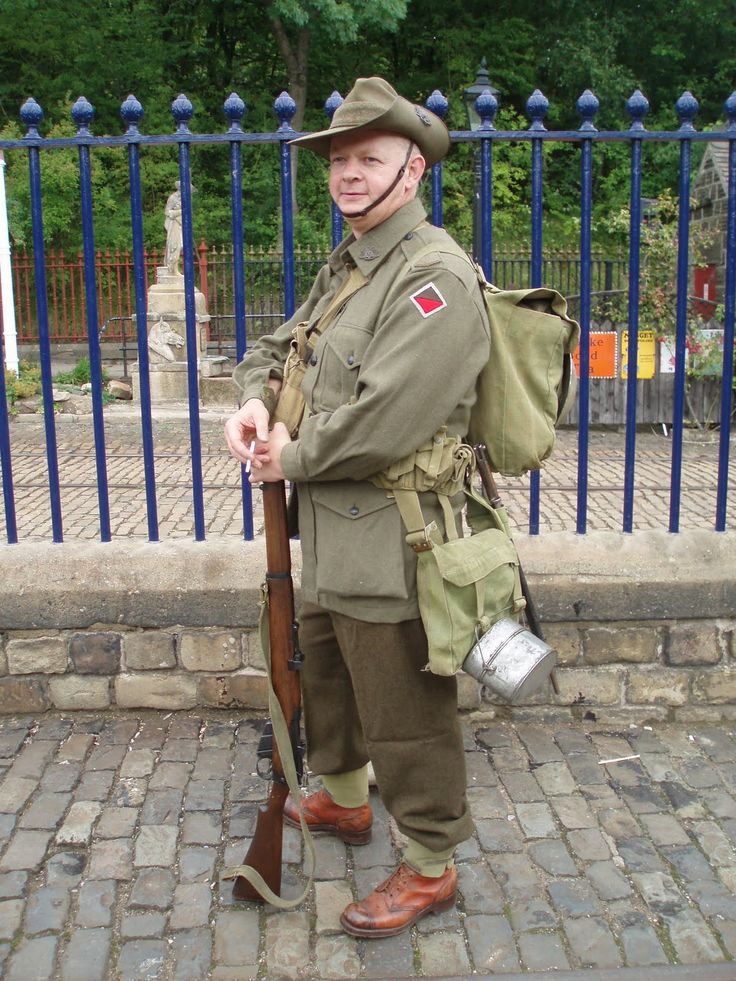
left=410, top=282, right=447, bottom=318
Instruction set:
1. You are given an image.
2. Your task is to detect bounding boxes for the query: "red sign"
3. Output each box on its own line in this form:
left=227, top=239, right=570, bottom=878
left=693, top=264, right=717, bottom=319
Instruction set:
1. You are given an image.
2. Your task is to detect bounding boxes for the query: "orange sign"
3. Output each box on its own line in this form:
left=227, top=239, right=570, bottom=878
left=572, top=332, right=617, bottom=378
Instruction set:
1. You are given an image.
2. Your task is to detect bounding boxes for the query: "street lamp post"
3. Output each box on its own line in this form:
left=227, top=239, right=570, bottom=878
left=463, top=59, right=499, bottom=264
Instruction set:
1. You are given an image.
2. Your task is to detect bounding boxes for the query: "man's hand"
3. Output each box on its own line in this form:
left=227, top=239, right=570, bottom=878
left=251, top=422, right=291, bottom=483
left=224, top=398, right=270, bottom=469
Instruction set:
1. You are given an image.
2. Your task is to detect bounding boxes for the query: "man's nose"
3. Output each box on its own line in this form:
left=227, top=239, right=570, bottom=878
left=341, top=158, right=361, bottom=180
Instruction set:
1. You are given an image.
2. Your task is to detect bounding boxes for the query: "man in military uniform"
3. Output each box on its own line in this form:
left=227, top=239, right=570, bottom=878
left=224, top=77, right=490, bottom=937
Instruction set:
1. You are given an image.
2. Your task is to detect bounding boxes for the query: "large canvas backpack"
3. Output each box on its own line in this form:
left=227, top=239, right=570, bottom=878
left=411, top=243, right=580, bottom=476
left=467, top=262, right=580, bottom=475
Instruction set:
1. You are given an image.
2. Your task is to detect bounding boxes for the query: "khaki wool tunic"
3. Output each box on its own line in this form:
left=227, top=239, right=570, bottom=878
left=233, top=198, right=490, bottom=623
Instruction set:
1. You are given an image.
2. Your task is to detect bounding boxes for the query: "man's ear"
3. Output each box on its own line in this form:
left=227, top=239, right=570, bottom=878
left=405, top=152, right=427, bottom=189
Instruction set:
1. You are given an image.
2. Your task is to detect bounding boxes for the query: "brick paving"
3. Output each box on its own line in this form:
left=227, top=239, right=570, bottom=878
left=2, top=407, right=736, bottom=977
left=2, top=712, right=736, bottom=978
left=1, top=405, right=734, bottom=542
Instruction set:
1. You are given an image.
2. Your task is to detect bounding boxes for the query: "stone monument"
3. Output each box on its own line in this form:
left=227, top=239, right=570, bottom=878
left=131, top=182, right=224, bottom=403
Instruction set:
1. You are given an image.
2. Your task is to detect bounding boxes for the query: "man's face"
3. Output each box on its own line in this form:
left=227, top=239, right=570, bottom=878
left=328, top=130, right=425, bottom=237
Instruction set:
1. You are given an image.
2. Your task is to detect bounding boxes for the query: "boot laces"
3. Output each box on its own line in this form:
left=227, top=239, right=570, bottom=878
left=379, top=864, right=416, bottom=899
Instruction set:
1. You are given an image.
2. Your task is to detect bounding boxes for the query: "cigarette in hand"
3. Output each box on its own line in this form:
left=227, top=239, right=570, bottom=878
left=245, top=440, right=256, bottom=475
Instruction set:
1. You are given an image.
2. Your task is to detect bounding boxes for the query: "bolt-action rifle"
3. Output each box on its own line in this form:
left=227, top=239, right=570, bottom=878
left=230, top=480, right=305, bottom=903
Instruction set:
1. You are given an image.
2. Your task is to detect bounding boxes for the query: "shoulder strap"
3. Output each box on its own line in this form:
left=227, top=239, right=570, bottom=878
left=221, top=589, right=316, bottom=909
left=309, top=265, right=367, bottom=342
left=407, top=237, right=471, bottom=270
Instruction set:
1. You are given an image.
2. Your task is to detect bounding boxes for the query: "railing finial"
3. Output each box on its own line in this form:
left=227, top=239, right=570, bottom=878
left=626, top=89, right=649, bottom=131
left=576, top=89, right=599, bottom=131
left=724, top=91, right=736, bottom=131
left=324, top=90, right=343, bottom=120
left=675, top=90, right=699, bottom=131
left=274, top=91, right=297, bottom=131
left=120, top=94, right=144, bottom=134
left=71, top=96, right=95, bottom=136
left=171, top=93, right=194, bottom=133
left=526, top=89, right=549, bottom=132
left=224, top=92, right=247, bottom=133
left=20, top=97, right=43, bottom=138
left=426, top=89, right=449, bottom=121
left=476, top=88, right=498, bottom=130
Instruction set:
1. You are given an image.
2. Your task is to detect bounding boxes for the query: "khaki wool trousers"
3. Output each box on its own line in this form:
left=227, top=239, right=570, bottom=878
left=297, top=601, right=475, bottom=855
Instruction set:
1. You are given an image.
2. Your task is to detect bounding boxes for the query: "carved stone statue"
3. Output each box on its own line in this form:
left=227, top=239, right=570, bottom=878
left=164, top=182, right=183, bottom=275
left=148, top=315, right=185, bottom=362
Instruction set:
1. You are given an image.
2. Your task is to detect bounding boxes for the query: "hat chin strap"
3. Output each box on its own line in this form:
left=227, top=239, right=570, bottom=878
left=339, top=142, right=414, bottom=220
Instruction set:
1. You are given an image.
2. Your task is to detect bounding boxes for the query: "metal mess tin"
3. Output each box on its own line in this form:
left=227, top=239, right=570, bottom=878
left=463, top=618, right=558, bottom=703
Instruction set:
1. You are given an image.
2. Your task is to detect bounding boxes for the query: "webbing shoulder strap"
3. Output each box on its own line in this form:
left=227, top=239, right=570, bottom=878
left=306, top=265, right=367, bottom=348
left=221, top=590, right=316, bottom=909
left=407, top=237, right=473, bottom=270
left=392, top=488, right=459, bottom=553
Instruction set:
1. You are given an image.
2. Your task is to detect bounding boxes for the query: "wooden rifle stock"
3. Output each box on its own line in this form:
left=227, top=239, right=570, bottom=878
left=232, top=480, right=303, bottom=902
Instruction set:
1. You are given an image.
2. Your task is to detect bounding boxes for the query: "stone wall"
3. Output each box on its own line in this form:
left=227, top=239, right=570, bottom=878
left=0, top=529, right=734, bottom=722
left=0, top=626, right=269, bottom=715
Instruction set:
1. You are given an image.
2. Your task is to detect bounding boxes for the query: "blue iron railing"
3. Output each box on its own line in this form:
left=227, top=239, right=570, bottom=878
left=0, top=84, right=735, bottom=544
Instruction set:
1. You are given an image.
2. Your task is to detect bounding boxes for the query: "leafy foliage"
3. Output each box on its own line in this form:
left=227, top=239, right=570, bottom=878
left=593, top=190, right=733, bottom=426
left=4, top=360, right=41, bottom=404
left=596, top=190, right=714, bottom=340
left=53, top=355, right=107, bottom=386
left=0, top=0, right=734, bottom=253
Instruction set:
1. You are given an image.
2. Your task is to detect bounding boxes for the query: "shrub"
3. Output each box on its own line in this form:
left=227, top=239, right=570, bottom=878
left=53, top=356, right=107, bottom=387
left=4, top=360, right=42, bottom=405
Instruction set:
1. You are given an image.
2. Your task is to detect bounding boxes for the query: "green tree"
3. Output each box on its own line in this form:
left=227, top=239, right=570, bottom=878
left=262, top=0, right=408, bottom=130
left=0, top=0, right=177, bottom=132
left=2, top=0, right=736, bottom=255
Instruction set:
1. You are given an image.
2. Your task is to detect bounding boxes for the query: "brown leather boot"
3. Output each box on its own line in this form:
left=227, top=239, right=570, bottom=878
left=339, top=862, right=458, bottom=938
left=283, top=787, right=372, bottom=845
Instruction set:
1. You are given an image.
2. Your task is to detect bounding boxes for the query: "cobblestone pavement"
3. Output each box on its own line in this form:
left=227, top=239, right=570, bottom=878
left=4, top=712, right=736, bottom=979
left=1, top=407, right=734, bottom=542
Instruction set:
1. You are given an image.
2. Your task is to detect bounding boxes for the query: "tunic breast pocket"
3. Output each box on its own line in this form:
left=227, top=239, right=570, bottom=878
left=308, top=323, right=373, bottom=411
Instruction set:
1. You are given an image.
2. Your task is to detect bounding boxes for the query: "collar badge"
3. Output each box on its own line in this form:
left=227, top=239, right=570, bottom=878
left=359, top=246, right=380, bottom=261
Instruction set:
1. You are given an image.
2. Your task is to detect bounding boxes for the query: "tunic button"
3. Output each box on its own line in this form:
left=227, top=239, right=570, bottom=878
left=347, top=354, right=355, bottom=366
left=404, top=231, right=413, bottom=240
left=349, top=505, right=359, bottom=516
left=309, top=354, right=318, bottom=366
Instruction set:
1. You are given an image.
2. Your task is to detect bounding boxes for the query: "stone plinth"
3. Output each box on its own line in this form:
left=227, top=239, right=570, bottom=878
left=130, top=267, right=211, bottom=403
left=131, top=362, right=191, bottom=403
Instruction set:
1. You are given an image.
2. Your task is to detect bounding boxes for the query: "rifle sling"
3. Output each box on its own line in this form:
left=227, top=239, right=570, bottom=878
left=221, top=588, right=316, bottom=909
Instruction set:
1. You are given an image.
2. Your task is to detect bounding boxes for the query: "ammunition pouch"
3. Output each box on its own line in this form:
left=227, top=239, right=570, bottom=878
left=370, top=428, right=475, bottom=498
left=271, top=323, right=310, bottom=438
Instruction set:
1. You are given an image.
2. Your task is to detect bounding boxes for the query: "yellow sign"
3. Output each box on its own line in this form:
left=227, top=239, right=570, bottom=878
left=621, top=330, right=656, bottom=379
